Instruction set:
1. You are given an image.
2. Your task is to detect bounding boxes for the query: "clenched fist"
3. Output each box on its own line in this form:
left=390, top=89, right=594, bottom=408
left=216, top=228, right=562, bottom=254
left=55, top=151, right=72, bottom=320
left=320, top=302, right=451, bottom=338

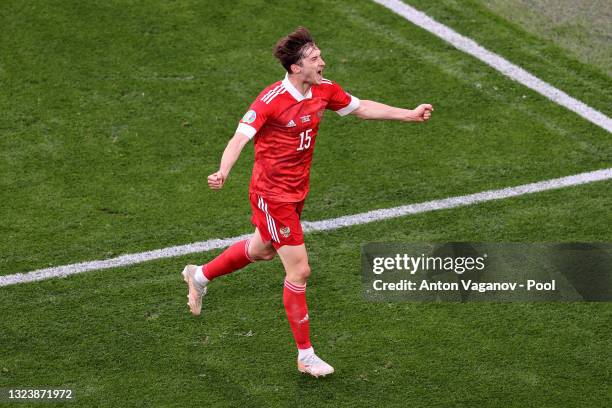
left=412, top=104, right=433, bottom=122
left=208, top=171, right=226, bottom=190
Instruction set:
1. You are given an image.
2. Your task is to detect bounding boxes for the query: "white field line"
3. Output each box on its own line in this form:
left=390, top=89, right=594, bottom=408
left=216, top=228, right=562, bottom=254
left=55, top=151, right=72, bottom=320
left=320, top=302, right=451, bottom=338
left=1, top=168, right=611, bottom=287
left=372, top=0, right=612, bottom=133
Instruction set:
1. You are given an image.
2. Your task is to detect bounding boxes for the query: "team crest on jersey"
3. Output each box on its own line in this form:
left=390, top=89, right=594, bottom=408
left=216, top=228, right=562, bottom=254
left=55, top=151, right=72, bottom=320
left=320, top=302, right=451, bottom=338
left=242, top=110, right=257, bottom=124
left=286, top=119, right=296, bottom=127
left=300, top=115, right=311, bottom=123
left=279, top=226, right=291, bottom=238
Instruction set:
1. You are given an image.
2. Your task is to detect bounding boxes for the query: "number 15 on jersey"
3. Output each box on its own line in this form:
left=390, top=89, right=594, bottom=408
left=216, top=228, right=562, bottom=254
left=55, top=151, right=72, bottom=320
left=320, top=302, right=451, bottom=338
left=297, top=129, right=312, bottom=151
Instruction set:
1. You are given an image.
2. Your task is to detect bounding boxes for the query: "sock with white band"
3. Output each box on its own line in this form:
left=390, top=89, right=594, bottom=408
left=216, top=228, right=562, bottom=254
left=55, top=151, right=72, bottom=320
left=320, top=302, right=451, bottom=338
left=194, top=265, right=209, bottom=288
left=298, top=346, right=315, bottom=361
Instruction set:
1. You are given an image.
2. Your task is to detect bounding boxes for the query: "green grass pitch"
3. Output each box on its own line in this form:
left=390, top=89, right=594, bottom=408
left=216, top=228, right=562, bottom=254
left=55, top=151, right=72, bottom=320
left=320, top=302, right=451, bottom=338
left=0, top=0, right=610, bottom=406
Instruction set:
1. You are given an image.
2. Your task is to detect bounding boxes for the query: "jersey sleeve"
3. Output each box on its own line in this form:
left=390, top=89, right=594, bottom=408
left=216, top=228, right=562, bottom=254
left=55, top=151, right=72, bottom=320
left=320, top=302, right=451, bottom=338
left=236, top=97, right=272, bottom=139
left=325, top=82, right=360, bottom=116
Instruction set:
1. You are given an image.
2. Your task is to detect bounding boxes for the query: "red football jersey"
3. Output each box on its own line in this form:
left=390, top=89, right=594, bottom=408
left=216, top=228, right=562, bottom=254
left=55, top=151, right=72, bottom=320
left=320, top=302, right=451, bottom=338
left=236, top=74, right=360, bottom=202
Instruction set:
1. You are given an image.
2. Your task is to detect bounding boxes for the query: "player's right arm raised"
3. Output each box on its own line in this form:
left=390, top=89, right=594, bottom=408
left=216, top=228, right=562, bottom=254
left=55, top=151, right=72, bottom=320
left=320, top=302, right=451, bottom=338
left=208, top=132, right=251, bottom=190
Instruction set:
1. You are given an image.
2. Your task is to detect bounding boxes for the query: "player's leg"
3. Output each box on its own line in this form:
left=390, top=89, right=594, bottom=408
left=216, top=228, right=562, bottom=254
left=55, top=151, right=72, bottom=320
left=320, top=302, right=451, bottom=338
left=248, top=227, right=277, bottom=261
left=182, top=190, right=278, bottom=315
left=202, top=226, right=278, bottom=280
left=182, top=228, right=275, bottom=316
left=277, top=244, right=334, bottom=377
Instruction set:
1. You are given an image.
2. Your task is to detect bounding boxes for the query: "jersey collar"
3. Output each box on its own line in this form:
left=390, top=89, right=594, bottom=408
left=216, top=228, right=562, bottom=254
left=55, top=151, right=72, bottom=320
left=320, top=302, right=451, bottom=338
left=282, top=73, right=312, bottom=102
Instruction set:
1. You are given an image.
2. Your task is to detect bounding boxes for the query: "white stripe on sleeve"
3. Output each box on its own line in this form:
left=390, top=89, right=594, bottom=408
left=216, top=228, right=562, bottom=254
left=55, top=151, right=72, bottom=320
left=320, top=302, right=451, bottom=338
left=335, top=94, right=360, bottom=116
left=236, top=123, right=257, bottom=139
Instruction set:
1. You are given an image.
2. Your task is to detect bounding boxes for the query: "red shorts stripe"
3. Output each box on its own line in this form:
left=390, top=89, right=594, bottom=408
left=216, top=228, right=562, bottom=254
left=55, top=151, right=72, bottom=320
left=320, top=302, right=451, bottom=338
left=258, top=197, right=280, bottom=242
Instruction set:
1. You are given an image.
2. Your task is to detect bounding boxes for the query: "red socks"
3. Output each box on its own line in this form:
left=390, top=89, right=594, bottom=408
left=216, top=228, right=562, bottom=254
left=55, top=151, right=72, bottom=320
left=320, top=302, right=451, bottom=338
left=203, top=239, right=254, bottom=281
left=283, top=279, right=311, bottom=350
left=202, top=241, right=312, bottom=350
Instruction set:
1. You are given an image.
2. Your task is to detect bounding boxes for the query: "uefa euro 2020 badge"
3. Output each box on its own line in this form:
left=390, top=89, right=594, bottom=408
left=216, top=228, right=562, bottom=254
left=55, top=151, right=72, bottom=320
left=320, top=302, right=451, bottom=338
left=242, top=110, right=257, bottom=124
left=280, top=226, right=291, bottom=238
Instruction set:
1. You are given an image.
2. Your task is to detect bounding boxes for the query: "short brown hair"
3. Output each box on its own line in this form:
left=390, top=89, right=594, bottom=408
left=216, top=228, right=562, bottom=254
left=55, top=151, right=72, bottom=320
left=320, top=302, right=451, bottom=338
left=273, top=27, right=316, bottom=73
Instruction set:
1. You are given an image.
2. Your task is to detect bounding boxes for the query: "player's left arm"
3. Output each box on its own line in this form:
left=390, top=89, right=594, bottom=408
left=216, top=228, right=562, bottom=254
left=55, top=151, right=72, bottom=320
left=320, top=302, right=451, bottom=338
left=350, top=100, right=433, bottom=122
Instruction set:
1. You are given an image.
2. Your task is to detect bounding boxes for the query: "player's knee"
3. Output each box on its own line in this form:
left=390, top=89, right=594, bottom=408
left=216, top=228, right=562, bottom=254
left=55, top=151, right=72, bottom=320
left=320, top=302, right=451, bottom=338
left=295, top=263, right=311, bottom=281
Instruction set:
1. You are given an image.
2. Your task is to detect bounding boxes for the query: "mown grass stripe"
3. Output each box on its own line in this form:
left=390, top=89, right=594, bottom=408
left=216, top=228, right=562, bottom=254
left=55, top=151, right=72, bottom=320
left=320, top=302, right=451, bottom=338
left=1, top=168, right=610, bottom=287
left=372, top=0, right=612, bottom=132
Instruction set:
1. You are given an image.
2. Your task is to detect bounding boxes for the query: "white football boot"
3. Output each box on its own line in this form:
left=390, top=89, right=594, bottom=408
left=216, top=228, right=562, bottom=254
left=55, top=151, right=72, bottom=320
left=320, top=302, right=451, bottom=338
left=181, top=264, right=208, bottom=316
left=297, top=354, right=335, bottom=377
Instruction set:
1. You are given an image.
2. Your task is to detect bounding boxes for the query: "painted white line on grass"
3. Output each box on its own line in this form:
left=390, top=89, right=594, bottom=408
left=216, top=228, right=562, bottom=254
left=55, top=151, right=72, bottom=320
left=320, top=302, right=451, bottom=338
left=0, top=233, right=250, bottom=288
left=372, top=0, right=612, bottom=133
left=1, top=168, right=611, bottom=287
left=302, top=168, right=611, bottom=231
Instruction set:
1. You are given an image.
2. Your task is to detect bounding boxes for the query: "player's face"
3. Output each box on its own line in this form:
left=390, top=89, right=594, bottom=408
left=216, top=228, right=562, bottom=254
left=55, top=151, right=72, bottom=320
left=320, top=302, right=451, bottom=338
left=298, top=45, right=325, bottom=85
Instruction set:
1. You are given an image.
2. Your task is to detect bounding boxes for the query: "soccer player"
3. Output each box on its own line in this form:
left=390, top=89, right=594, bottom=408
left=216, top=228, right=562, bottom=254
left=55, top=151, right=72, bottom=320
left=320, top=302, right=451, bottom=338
left=182, top=27, right=433, bottom=377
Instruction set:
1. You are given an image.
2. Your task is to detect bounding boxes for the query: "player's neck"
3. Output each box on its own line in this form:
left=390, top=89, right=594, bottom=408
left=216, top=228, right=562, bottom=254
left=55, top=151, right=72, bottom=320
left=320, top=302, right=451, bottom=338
left=287, top=74, right=311, bottom=96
